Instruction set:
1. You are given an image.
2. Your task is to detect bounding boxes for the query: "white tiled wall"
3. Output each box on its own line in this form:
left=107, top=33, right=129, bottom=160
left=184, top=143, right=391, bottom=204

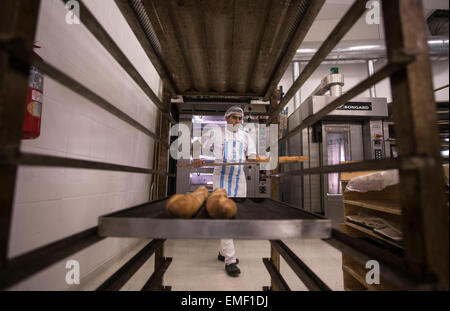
left=8, top=0, right=162, bottom=290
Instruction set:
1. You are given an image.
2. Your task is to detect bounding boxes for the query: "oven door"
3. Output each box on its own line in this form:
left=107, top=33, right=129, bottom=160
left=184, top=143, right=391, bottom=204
left=321, top=123, right=363, bottom=226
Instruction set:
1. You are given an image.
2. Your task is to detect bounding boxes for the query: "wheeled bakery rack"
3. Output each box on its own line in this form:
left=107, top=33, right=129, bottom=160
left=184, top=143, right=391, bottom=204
left=0, top=0, right=448, bottom=291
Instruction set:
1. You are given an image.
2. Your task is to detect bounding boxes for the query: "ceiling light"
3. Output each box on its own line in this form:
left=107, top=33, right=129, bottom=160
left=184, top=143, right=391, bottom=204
left=297, top=48, right=317, bottom=53
left=428, top=39, right=449, bottom=44
left=345, top=45, right=380, bottom=51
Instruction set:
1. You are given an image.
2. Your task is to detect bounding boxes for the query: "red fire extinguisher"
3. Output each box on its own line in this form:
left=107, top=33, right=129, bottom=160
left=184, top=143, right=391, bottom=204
left=22, top=45, right=44, bottom=139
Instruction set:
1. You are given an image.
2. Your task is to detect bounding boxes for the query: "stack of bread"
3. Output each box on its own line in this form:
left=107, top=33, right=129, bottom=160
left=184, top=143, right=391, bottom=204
left=165, top=186, right=209, bottom=218
left=206, top=188, right=237, bottom=219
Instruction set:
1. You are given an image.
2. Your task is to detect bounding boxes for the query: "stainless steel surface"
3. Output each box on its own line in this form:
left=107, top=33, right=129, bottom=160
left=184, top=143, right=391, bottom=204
left=321, top=123, right=363, bottom=227
left=383, top=121, right=397, bottom=158
left=99, top=218, right=331, bottom=239
left=255, top=123, right=271, bottom=198
left=244, top=164, right=255, bottom=196
left=286, top=114, right=309, bottom=212
left=286, top=70, right=388, bottom=219
left=175, top=100, right=269, bottom=116
left=309, top=128, right=322, bottom=214
left=175, top=119, right=193, bottom=194
left=302, top=128, right=310, bottom=212
left=286, top=129, right=302, bottom=209
left=286, top=89, right=387, bottom=222
left=329, top=84, right=342, bottom=97
left=367, top=59, right=376, bottom=97
left=189, top=173, right=213, bottom=185
left=275, top=60, right=413, bottom=144
left=244, top=121, right=271, bottom=198
left=292, top=62, right=302, bottom=110
left=286, top=79, right=366, bottom=215
left=310, top=73, right=344, bottom=97
left=98, top=198, right=332, bottom=239
left=364, top=120, right=385, bottom=160
left=300, top=96, right=388, bottom=122
left=350, top=124, right=365, bottom=161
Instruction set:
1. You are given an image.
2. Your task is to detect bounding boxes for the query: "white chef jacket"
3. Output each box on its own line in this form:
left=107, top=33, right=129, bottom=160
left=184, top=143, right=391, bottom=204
left=203, top=126, right=256, bottom=197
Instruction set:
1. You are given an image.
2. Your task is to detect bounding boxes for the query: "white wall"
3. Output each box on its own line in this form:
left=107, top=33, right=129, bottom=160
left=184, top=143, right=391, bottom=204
left=8, top=0, right=162, bottom=290
left=432, top=59, right=450, bottom=102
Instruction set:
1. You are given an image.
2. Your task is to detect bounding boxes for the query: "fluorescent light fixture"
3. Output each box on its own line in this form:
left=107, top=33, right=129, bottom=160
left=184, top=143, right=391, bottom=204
left=192, top=115, right=203, bottom=123
left=345, top=45, right=380, bottom=51
left=297, top=48, right=317, bottom=53
left=200, top=120, right=226, bottom=124
left=200, top=155, right=215, bottom=160
left=428, top=39, right=449, bottom=44
left=441, top=150, right=449, bottom=157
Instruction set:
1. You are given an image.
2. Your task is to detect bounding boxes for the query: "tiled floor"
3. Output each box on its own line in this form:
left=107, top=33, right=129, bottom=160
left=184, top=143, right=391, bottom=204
left=162, top=239, right=344, bottom=291
left=75, top=238, right=344, bottom=291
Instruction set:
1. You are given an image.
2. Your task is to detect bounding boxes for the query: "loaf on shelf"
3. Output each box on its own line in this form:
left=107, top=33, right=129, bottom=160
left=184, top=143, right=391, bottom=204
left=165, top=186, right=209, bottom=218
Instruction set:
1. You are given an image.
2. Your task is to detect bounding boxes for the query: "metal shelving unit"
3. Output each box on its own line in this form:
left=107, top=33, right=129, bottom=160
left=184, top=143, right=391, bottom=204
left=0, top=0, right=448, bottom=291
left=98, top=198, right=331, bottom=239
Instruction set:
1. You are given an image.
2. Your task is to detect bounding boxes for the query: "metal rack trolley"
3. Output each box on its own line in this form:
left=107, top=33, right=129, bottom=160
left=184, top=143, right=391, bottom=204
left=0, top=0, right=448, bottom=291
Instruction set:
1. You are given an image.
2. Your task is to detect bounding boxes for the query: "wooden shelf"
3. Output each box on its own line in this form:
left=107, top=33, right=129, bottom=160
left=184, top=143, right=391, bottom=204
left=340, top=169, right=405, bottom=291
left=343, top=199, right=401, bottom=215
left=345, top=222, right=403, bottom=249
left=342, top=265, right=368, bottom=290
left=342, top=255, right=399, bottom=290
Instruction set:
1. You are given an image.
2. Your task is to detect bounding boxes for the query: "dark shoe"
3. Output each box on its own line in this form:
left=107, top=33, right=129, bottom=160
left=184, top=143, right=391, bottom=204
left=218, top=252, right=239, bottom=264
left=225, top=263, right=241, bottom=277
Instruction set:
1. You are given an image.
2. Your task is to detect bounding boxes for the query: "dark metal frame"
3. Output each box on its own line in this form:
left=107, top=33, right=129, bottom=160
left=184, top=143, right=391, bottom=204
left=0, top=0, right=173, bottom=291
left=267, top=0, right=368, bottom=123
left=0, top=0, right=448, bottom=291
left=96, top=239, right=169, bottom=291
left=262, top=0, right=448, bottom=291
left=113, top=0, right=177, bottom=96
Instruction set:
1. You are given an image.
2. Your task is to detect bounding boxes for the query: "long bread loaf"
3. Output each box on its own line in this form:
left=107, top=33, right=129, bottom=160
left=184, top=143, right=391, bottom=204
left=206, top=188, right=237, bottom=219
left=166, top=186, right=209, bottom=218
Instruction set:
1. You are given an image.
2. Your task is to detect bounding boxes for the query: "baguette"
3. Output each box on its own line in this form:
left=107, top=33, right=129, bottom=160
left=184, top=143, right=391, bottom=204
left=166, top=186, right=209, bottom=218
left=206, top=188, right=237, bottom=219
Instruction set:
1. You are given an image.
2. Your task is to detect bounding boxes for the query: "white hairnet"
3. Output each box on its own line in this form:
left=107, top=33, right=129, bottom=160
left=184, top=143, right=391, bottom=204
left=224, top=106, right=244, bottom=118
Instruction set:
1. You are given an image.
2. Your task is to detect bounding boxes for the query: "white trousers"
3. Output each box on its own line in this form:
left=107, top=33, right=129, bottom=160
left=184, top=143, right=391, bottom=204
left=220, top=239, right=237, bottom=265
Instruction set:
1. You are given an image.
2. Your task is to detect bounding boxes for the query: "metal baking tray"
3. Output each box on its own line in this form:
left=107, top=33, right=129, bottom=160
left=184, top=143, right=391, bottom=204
left=98, top=198, right=332, bottom=239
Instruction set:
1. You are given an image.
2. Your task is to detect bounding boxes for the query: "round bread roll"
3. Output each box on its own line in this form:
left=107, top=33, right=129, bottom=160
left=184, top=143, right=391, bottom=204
left=206, top=188, right=237, bottom=219
left=166, top=186, right=209, bottom=218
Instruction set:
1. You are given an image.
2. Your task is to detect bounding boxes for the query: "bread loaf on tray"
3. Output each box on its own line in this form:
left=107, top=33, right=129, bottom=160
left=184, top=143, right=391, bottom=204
left=165, top=186, right=209, bottom=218
left=206, top=188, right=237, bottom=219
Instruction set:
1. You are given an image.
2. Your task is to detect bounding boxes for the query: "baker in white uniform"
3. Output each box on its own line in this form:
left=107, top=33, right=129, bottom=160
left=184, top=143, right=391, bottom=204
left=193, top=106, right=257, bottom=277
